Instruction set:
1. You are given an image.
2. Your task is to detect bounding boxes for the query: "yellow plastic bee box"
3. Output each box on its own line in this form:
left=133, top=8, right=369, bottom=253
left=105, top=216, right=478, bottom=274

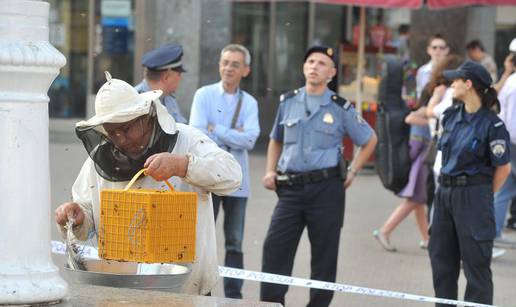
left=98, top=169, right=197, bottom=263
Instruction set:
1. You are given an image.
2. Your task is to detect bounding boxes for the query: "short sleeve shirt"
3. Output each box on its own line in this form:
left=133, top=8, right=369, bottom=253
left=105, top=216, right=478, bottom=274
left=270, top=87, right=373, bottom=173
left=438, top=104, right=510, bottom=177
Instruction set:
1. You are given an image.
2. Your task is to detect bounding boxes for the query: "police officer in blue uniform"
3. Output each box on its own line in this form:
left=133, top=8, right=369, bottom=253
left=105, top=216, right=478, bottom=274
left=260, top=46, right=378, bottom=307
left=429, top=61, right=511, bottom=306
left=135, top=43, right=188, bottom=123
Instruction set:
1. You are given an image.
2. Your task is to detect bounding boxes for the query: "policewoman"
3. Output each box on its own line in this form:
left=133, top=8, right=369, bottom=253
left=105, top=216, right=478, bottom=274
left=260, top=46, right=377, bottom=307
left=429, top=61, right=511, bottom=306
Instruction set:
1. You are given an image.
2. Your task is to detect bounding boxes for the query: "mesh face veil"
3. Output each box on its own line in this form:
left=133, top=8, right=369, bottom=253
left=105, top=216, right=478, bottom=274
left=75, top=104, right=179, bottom=182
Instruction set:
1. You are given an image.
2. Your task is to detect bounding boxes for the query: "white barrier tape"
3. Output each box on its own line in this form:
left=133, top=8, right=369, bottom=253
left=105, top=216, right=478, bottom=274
left=51, top=241, right=497, bottom=307
left=218, top=266, right=497, bottom=307
left=52, top=240, right=100, bottom=260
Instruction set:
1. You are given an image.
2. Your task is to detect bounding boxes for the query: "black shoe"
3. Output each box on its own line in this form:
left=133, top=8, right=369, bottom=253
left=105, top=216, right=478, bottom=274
left=506, top=219, right=516, bottom=231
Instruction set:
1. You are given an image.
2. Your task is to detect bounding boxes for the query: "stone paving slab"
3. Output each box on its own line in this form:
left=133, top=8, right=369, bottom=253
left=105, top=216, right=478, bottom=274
left=53, top=284, right=281, bottom=307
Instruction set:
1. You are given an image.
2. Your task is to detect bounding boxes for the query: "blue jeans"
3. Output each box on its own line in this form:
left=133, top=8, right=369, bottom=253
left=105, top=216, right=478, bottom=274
left=212, top=194, right=247, bottom=299
left=494, top=144, right=516, bottom=238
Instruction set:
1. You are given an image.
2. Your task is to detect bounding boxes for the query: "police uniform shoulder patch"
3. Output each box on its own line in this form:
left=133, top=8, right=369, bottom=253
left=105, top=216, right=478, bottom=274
left=279, top=89, right=299, bottom=102
left=330, top=95, right=350, bottom=109
left=490, top=139, right=506, bottom=158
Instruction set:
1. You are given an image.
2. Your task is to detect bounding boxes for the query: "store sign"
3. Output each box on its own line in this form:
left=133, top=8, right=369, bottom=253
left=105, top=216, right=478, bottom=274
left=100, top=0, right=131, bottom=55
left=102, top=26, right=129, bottom=54
left=101, top=0, right=131, bottom=17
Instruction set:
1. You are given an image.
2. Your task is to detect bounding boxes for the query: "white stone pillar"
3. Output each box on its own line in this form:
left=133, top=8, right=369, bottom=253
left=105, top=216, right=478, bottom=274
left=0, top=0, right=67, bottom=304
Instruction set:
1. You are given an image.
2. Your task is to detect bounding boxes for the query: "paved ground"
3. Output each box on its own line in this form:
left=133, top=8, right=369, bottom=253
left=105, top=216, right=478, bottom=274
left=49, top=124, right=516, bottom=307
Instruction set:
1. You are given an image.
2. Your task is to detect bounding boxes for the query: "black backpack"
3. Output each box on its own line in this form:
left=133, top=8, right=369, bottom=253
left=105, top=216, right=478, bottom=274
left=375, top=58, right=411, bottom=194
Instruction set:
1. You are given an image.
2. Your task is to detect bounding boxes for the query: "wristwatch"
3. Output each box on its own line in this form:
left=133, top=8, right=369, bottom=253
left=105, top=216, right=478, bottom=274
left=347, top=166, right=358, bottom=176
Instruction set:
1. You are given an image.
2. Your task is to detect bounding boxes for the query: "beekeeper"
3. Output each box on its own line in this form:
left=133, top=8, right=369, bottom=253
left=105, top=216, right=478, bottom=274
left=54, top=72, right=242, bottom=295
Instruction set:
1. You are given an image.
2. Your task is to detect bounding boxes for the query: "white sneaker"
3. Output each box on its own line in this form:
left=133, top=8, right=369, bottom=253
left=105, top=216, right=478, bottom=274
left=494, top=236, right=516, bottom=248
left=492, top=247, right=506, bottom=259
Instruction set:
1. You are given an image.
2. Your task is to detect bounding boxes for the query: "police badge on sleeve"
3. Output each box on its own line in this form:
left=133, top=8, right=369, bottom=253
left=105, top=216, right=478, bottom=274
left=490, top=140, right=506, bottom=158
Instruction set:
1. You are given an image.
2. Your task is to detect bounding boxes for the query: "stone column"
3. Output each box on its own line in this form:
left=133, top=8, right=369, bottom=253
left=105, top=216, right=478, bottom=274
left=464, top=6, right=496, bottom=56
left=0, top=0, right=67, bottom=304
left=153, top=0, right=202, bottom=118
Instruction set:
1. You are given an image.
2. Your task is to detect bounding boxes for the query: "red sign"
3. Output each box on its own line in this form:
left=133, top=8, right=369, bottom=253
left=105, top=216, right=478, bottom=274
left=318, top=0, right=422, bottom=8
left=428, top=0, right=516, bottom=8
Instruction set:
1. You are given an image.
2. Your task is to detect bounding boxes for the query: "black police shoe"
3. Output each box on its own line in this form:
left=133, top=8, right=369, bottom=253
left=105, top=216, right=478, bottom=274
left=506, top=218, right=516, bottom=231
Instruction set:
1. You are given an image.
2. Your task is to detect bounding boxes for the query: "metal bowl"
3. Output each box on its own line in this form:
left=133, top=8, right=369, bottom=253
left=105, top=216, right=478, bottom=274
left=64, top=260, right=190, bottom=293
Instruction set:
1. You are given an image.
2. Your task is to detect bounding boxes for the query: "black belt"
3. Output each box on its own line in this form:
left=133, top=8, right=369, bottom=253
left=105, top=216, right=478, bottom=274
left=438, top=174, right=491, bottom=187
left=276, top=167, right=340, bottom=187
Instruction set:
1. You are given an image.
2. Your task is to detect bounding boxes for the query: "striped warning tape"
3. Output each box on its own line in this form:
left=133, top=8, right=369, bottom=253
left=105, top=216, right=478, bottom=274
left=51, top=241, right=497, bottom=307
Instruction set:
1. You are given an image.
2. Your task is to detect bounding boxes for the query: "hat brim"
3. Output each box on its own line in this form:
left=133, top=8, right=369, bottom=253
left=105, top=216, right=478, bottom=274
left=76, top=90, right=163, bottom=128
left=443, top=70, right=466, bottom=81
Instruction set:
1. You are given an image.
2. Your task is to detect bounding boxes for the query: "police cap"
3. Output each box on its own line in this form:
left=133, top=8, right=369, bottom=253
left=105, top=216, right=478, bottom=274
left=304, top=45, right=336, bottom=66
left=443, top=60, right=492, bottom=89
left=141, top=43, right=186, bottom=72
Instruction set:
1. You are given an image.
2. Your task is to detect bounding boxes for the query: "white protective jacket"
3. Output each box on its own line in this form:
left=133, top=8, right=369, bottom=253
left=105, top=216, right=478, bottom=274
left=60, top=123, right=242, bottom=295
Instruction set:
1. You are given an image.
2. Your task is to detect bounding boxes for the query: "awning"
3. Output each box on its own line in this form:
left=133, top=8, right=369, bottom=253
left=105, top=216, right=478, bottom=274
left=318, top=0, right=422, bottom=8
left=428, top=0, right=516, bottom=9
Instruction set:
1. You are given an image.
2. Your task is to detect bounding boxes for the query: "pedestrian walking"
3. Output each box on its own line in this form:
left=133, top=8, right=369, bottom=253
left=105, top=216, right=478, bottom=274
left=416, top=34, right=450, bottom=219
left=189, top=44, right=260, bottom=299
left=260, top=45, right=377, bottom=307
left=429, top=61, right=511, bottom=306
left=492, top=45, right=516, bottom=250
left=373, top=101, right=430, bottom=251
left=135, top=43, right=188, bottom=123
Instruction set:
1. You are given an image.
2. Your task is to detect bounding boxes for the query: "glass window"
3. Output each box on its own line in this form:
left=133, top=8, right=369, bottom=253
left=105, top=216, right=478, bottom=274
left=232, top=3, right=269, bottom=97
left=274, top=3, right=308, bottom=94
left=48, top=0, right=89, bottom=118
left=93, top=0, right=135, bottom=92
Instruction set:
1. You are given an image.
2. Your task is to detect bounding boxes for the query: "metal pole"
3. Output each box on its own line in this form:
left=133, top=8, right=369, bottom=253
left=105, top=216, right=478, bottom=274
left=0, top=0, right=68, bottom=304
left=267, top=2, right=276, bottom=95
left=307, top=1, right=316, bottom=47
left=86, top=0, right=95, bottom=118
left=346, top=5, right=353, bottom=42
left=134, top=0, right=146, bottom=84
left=355, top=6, right=366, bottom=116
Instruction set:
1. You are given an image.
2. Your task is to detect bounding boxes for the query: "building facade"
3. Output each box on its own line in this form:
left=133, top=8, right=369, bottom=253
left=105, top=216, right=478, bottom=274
left=48, top=0, right=516, bottom=137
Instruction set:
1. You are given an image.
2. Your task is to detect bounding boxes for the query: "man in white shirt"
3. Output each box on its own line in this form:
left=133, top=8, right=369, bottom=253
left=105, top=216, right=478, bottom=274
left=189, top=44, right=260, bottom=299
left=493, top=44, right=516, bottom=249
left=416, top=34, right=449, bottom=100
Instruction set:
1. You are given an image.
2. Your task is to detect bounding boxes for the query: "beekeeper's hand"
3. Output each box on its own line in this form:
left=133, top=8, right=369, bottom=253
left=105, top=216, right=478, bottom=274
left=144, top=152, right=188, bottom=181
left=55, top=202, right=85, bottom=226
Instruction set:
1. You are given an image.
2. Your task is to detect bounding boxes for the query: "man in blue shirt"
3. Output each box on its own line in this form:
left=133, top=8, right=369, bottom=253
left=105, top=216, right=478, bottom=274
left=260, top=46, right=377, bottom=307
left=135, top=43, right=188, bottom=124
left=189, top=44, right=260, bottom=299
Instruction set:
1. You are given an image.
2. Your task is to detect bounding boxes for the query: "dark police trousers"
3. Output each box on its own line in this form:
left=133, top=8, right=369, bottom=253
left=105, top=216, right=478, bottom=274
left=429, top=183, right=495, bottom=306
left=260, top=177, right=345, bottom=307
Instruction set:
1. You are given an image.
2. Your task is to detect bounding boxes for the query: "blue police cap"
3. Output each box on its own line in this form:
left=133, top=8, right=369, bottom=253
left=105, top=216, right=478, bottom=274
left=443, top=60, right=492, bottom=88
left=304, top=45, right=336, bottom=65
left=141, top=43, right=186, bottom=72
